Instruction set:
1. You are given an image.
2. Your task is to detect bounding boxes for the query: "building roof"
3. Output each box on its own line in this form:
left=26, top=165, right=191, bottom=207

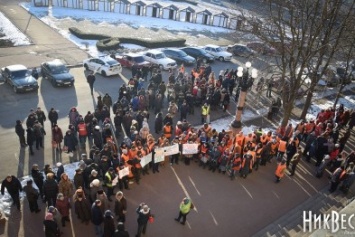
left=196, top=9, right=212, bottom=15
left=179, top=6, right=195, bottom=13
left=146, top=2, right=163, bottom=8
left=213, top=12, right=229, bottom=18
left=162, top=4, right=179, bottom=11
left=130, top=0, right=146, bottom=6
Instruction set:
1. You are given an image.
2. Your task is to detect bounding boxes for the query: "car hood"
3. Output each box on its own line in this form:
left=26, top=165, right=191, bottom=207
left=14, top=76, right=37, bottom=85
left=52, top=72, right=74, bottom=80
left=216, top=51, right=232, bottom=57
left=183, top=55, right=196, bottom=61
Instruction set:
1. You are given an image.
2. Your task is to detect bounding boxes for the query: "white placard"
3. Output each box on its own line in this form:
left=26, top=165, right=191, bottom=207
left=182, top=144, right=199, bottom=155
left=118, top=167, right=130, bottom=179
left=140, top=153, right=152, bottom=168
left=163, top=144, right=179, bottom=156
left=154, top=147, right=165, bottom=163
left=112, top=176, right=119, bottom=186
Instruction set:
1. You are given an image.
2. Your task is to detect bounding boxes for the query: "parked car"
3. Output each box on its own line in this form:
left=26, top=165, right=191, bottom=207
left=161, top=48, right=196, bottom=65
left=83, top=56, right=122, bottom=76
left=203, top=44, right=232, bottom=61
left=115, top=53, right=151, bottom=69
left=246, top=42, right=276, bottom=55
left=142, top=49, right=177, bottom=70
left=41, top=59, right=74, bottom=87
left=180, top=47, right=215, bottom=63
left=1, top=64, right=39, bottom=93
left=227, top=44, right=255, bottom=57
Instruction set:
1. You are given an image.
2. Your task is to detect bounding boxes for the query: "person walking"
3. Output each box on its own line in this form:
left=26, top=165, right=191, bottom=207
left=289, top=147, right=303, bottom=176
left=33, top=120, right=45, bottom=150
left=92, top=199, right=104, bottom=237
left=23, top=179, right=41, bottom=213
left=43, top=212, right=61, bottom=237
left=104, top=167, right=116, bottom=202
left=174, top=197, right=194, bottom=225
left=56, top=193, right=71, bottom=227
left=15, top=120, right=27, bottom=147
left=31, top=164, right=45, bottom=201
left=48, top=108, right=59, bottom=128
left=1, top=175, right=22, bottom=210
left=87, top=71, right=96, bottom=95
left=114, top=222, right=130, bottom=237
left=114, top=191, right=127, bottom=223
left=275, top=159, right=287, bottom=183
left=27, top=127, right=36, bottom=155
left=201, top=103, right=210, bottom=124
left=104, top=210, right=115, bottom=237
left=135, top=203, right=151, bottom=237
left=43, top=173, right=59, bottom=207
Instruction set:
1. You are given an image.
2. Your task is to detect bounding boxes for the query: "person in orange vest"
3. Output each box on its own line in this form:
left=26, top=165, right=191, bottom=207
left=295, top=121, right=305, bottom=141
left=199, top=142, right=209, bottom=168
left=163, top=122, right=173, bottom=140
left=230, top=153, right=242, bottom=180
left=77, top=120, right=88, bottom=148
left=276, top=138, right=287, bottom=162
left=275, top=159, right=287, bottom=183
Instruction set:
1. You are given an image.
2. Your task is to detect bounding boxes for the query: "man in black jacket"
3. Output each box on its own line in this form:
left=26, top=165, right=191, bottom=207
left=1, top=175, right=22, bottom=210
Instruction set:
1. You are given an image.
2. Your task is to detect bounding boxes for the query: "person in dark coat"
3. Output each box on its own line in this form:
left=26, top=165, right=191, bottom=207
left=240, top=154, right=252, bottom=179
left=43, top=173, right=59, bottom=207
left=163, top=113, right=173, bottom=127
left=56, top=163, right=65, bottom=183
left=74, top=189, right=91, bottom=224
left=315, top=133, right=329, bottom=166
left=56, top=193, right=71, bottom=227
left=43, top=213, right=61, bottom=237
left=27, top=127, right=35, bottom=155
left=93, top=126, right=103, bottom=150
left=33, top=120, right=45, bottom=149
left=87, top=71, right=96, bottom=95
left=136, top=203, right=151, bottom=237
left=154, top=112, right=163, bottom=134
left=114, top=191, right=127, bottom=223
left=1, top=175, right=22, bottom=210
left=104, top=210, right=115, bottom=237
left=74, top=168, right=85, bottom=189
left=48, top=108, right=59, bottom=127
left=31, top=164, right=44, bottom=200
left=285, top=140, right=297, bottom=168
left=23, top=179, right=41, bottom=213
left=15, top=120, right=27, bottom=147
left=63, top=129, right=78, bottom=153
left=114, top=222, right=130, bottom=237
left=92, top=199, right=104, bottom=236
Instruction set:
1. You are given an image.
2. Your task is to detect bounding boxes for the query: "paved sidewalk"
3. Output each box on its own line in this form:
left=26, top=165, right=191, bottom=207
left=0, top=0, right=89, bottom=68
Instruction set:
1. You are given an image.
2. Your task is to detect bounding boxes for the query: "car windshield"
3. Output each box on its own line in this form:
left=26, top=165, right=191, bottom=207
left=133, top=56, right=145, bottom=63
left=106, top=59, right=118, bottom=66
left=155, top=53, right=166, bottom=59
left=49, top=64, right=68, bottom=74
left=11, top=69, right=30, bottom=78
left=176, top=51, right=188, bottom=57
left=215, top=47, right=223, bottom=52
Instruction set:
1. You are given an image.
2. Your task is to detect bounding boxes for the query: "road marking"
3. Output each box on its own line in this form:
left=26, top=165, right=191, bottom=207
left=69, top=209, right=75, bottom=237
left=186, top=221, right=191, bottom=229
left=209, top=210, right=219, bottom=226
left=272, top=191, right=280, bottom=199
left=170, top=166, right=197, bottom=213
left=119, top=72, right=129, bottom=83
left=289, top=177, right=312, bottom=197
left=188, top=176, right=201, bottom=196
left=240, top=184, right=253, bottom=199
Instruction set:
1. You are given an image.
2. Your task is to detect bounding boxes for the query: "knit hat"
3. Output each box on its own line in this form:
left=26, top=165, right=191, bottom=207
left=105, top=210, right=113, bottom=218
left=91, top=169, right=98, bottom=176
left=48, top=206, right=56, bottom=213
left=56, top=162, right=62, bottom=167
left=45, top=213, right=53, bottom=220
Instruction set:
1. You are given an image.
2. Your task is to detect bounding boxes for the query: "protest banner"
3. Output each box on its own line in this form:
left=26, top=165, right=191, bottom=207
left=140, top=153, right=152, bottom=168
left=118, top=166, right=130, bottom=179
left=163, top=144, right=179, bottom=156
left=182, top=143, right=199, bottom=155
left=154, top=147, right=165, bottom=163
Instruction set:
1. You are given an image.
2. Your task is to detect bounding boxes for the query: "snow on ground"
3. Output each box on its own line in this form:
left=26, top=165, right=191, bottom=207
left=0, top=11, right=31, bottom=46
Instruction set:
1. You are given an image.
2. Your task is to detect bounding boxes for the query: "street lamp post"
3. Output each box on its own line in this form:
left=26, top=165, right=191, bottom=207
left=230, top=62, right=258, bottom=134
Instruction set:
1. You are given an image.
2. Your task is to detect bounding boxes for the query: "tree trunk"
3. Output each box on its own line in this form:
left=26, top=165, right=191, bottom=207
left=299, top=82, right=317, bottom=120
left=280, top=100, right=294, bottom=128
left=333, top=84, right=346, bottom=109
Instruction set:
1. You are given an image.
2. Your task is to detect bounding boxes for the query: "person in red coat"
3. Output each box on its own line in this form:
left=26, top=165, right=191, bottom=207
left=55, top=193, right=71, bottom=227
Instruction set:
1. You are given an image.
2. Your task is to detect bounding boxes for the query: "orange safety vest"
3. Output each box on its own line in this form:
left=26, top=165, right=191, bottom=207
left=275, top=163, right=287, bottom=178
left=233, top=144, right=241, bottom=155
left=78, top=123, right=88, bottom=136
left=296, top=123, right=305, bottom=134
left=163, top=126, right=172, bottom=138
left=121, top=153, right=130, bottom=163
left=247, top=150, right=256, bottom=163
left=235, top=135, right=245, bottom=147
left=255, top=147, right=263, bottom=159
left=129, top=149, right=137, bottom=159
left=305, top=122, right=315, bottom=134
left=260, top=135, right=268, bottom=145
left=270, top=142, right=278, bottom=155
left=200, top=145, right=208, bottom=154
left=278, top=140, right=287, bottom=152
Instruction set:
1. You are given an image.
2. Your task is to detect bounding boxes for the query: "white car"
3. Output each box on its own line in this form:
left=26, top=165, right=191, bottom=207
left=83, top=56, right=122, bottom=76
left=142, top=50, right=177, bottom=70
left=203, top=44, right=232, bottom=61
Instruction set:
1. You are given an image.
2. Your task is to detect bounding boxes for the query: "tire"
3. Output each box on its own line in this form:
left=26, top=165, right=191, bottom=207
left=101, top=70, right=107, bottom=77
left=51, top=79, right=57, bottom=87
left=13, top=86, right=18, bottom=93
left=84, top=64, right=89, bottom=71
left=219, top=56, right=224, bottom=62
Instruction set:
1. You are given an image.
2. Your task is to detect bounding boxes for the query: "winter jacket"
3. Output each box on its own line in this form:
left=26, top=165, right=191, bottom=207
left=26, top=128, right=35, bottom=146
left=56, top=198, right=70, bottom=217
left=74, top=198, right=91, bottom=221
left=91, top=203, right=104, bottom=225
left=31, top=168, right=44, bottom=191
left=23, top=185, right=39, bottom=202
left=114, top=197, right=127, bottom=218
left=74, top=173, right=85, bottom=189
left=1, top=176, right=22, bottom=196
left=43, top=178, right=58, bottom=200
left=15, top=123, right=25, bottom=137
left=58, top=176, right=74, bottom=198
left=104, top=216, right=115, bottom=237
left=43, top=219, right=60, bottom=237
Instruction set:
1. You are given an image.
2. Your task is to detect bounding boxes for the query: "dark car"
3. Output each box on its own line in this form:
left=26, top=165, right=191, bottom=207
left=41, top=60, right=74, bottom=87
left=336, top=66, right=352, bottom=85
left=1, top=64, right=39, bottom=93
left=246, top=42, right=276, bottom=55
left=227, top=44, right=255, bottom=57
left=161, top=48, right=196, bottom=65
left=180, top=47, right=215, bottom=63
left=115, top=53, right=151, bottom=69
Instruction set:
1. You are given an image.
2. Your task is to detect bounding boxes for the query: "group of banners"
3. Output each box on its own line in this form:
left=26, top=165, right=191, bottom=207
left=114, top=143, right=199, bottom=179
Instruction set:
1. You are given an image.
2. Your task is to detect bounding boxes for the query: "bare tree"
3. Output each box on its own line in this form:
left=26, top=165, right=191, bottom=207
left=243, top=0, right=355, bottom=131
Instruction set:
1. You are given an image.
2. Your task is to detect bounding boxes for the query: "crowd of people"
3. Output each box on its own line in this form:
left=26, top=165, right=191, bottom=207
left=5, top=63, right=355, bottom=237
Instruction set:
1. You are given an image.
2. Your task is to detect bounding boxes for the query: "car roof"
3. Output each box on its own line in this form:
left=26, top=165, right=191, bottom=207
left=205, top=44, right=221, bottom=48
left=163, top=48, right=182, bottom=52
left=123, top=53, right=143, bottom=57
left=146, top=49, right=163, bottom=54
left=233, top=44, right=247, bottom=47
left=5, top=64, right=28, bottom=71
left=46, top=59, right=65, bottom=66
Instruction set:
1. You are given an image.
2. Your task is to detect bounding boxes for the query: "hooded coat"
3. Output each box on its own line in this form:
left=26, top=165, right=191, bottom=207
left=74, top=197, right=91, bottom=221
